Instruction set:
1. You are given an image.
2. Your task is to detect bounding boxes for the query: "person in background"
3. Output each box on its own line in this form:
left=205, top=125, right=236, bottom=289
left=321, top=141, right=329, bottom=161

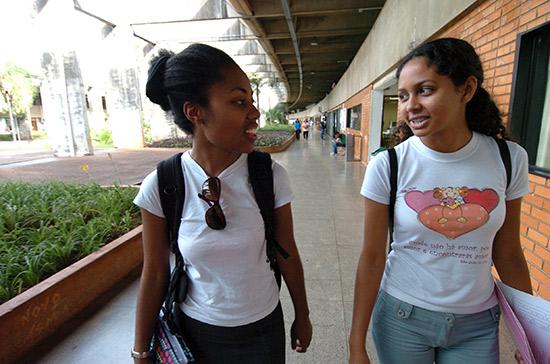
left=331, top=131, right=345, bottom=156
left=302, top=118, right=310, bottom=140
left=293, top=118, right=301, bottom=140
left=350, top=38, right=532, bottom=364
left=320, top=115, right=327, bottom=140
left=133, top=44, right=312, bottom=364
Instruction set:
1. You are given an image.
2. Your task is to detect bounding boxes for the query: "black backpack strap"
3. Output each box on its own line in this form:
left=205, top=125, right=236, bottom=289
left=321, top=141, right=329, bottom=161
left=156, top=153, right=187, bottom=333
left=388, top=148, right=398, bottom=253
left=247, top=151, right=289, bottom=288
left=157, top=152, right=185, bottom=256
left=495, top=138, right=511, bottom=189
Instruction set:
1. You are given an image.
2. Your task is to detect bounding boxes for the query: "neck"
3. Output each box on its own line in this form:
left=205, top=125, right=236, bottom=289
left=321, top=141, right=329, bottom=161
left=190, top=144, right=241, bottom=177
left=420, top=129, right=473, bottom=153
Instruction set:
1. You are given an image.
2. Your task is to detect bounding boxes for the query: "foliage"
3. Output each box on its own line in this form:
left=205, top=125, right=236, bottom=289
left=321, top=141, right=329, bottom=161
left=142, top=119, right=153, bottom=144
left=0, top=134, right=12, bottom=141
left=254, top=131, right=293, bottom=147
left=91, top=127, right=113, bottom=146
left=0, top=182, right=140, bottom=303
left=147, top=136, right=193, bottom=148
left=263, top=103, right=287, bottom=124
left=0, top=63, right=37, bottom=115
left=147, top=130, right=293, bottom=149
left=259, top=123, right=293, bottom=132
left=247, top=72, right=266, bottom=110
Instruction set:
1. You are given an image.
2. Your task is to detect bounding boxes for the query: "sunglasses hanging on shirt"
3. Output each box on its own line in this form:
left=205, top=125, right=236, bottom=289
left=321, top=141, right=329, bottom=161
left=198, top=177, right=226, bottom=230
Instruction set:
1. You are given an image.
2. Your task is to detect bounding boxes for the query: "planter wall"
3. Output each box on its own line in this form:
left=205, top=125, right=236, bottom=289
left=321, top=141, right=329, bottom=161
left=255, top=133, right=295, bottom=153
left=0, top=226, right=143, bottom=364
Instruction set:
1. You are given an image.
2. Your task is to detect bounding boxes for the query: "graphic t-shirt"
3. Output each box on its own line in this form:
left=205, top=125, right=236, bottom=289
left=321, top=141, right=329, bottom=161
left=360, top=132, right=529, bottom=314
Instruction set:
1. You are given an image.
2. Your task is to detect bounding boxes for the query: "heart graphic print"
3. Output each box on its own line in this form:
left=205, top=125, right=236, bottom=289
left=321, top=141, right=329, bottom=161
left=405, top=187, right=499, bottom=239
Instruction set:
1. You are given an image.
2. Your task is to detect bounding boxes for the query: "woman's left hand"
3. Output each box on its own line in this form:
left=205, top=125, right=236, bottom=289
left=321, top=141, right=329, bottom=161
left=290, top=316, right=313, bottom=353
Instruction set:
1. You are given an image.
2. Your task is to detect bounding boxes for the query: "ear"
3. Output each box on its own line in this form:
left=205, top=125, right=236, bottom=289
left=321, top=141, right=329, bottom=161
left=183, top=101, right=204, bottom=126
left=461, top=75, right=478, bottom=103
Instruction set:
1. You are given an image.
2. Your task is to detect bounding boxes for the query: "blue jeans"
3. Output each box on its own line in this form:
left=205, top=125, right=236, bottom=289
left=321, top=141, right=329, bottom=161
left=332, top=140, right=345, bottom=154
left=181, top=303, right=285, bottom=364
left=372, top=290, right=500, bottom=364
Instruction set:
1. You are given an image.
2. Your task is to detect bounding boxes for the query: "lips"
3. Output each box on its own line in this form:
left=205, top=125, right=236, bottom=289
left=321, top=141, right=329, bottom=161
left=408, top=116, right=429, bottom=130
left=245, top=127, right=257, bottom=141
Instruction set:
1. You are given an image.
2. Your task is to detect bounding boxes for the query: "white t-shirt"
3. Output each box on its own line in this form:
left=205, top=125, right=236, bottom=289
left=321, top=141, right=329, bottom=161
left=360, top=133, right=529, bottom=314
left=134, top=151, right=294, bottom=326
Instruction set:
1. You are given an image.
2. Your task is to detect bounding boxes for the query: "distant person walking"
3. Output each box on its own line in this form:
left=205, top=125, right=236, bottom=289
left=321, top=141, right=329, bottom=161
left=293, top=119, right=301, bottom=140
left=302, top=119, right=310, bottom=140
left=320, top=115, right=327, bottom=140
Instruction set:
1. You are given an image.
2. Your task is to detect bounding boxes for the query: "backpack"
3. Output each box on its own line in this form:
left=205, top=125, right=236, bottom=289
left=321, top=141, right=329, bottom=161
left=156, top=150, right=289, bottom=287
left=386, top=138, right=512, bottom=251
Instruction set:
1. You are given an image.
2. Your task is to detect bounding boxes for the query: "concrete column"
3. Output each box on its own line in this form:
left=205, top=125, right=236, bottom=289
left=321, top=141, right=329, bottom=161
left=33, top=0, right=93, bottom=156
left=104, top=25, right=144, bottom=149
left=40, top=51, right=93, bottom=156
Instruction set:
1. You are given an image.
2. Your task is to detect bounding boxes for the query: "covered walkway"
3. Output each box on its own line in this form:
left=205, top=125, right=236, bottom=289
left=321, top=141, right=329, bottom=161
left=10, top=129, right=516, bottom=363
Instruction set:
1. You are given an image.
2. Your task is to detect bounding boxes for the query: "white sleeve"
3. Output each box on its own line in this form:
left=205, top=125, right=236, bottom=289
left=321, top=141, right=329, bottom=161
left=272, top=161, right=294, bottom=208
left=133, top=170, right=165, bottom=218
left=360, top=151, right=391, bottom=204
left=505, top=141, right=531, bottom=201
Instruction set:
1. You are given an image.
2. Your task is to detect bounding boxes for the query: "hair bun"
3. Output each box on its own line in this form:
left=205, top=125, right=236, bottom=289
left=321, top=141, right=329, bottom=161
left=145, top=55, right=171, bottom=109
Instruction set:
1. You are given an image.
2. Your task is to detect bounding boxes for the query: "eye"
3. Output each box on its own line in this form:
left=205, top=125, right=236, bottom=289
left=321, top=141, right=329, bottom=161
left=234, top=99, right=246, bottom=106
left=398, top=92, right=408, bottom=102
left=419, top=86, right=434, bottom=95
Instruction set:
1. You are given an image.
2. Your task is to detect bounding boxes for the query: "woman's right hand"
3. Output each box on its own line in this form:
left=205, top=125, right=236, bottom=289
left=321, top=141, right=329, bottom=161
left=349, top=348, right=370, bottom=364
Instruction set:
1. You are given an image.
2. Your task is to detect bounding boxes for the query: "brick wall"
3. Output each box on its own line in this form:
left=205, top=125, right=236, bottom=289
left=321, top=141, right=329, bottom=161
left=441, top=0, right=550, bottom=299
left=343, top=85, right=373, bottom=161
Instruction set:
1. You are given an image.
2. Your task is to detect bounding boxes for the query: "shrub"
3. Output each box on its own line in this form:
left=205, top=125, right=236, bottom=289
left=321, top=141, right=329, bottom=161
left=0, top=182, right=140, bottom=303
left=259, top=123, right=293, bottom=132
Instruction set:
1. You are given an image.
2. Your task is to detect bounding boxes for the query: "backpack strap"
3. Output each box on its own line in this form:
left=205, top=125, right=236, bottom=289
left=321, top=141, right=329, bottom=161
left=157, top=152, right=185, bottom=256
left=156, top=153, right=187, bottom=333
left=247, top=151, right=289, bottom=288
left=495, top=138, right=512, bottom=189
left=387, top=148, right=398, bottom=253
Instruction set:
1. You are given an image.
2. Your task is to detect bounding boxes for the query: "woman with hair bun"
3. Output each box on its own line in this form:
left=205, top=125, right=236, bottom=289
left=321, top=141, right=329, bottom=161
left=350, top=38, right=532, bottom=363
left=132, top=44, right=311, bottom=363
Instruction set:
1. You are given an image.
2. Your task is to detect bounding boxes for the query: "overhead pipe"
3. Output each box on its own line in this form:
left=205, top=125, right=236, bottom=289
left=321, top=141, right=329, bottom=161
left=280, top=0, right=302, bottom=109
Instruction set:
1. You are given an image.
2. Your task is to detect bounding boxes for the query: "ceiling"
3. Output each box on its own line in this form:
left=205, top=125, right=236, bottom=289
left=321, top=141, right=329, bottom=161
left=228, top=0, right=385, bottom=112
left=73, top=0, right=386, bottom=113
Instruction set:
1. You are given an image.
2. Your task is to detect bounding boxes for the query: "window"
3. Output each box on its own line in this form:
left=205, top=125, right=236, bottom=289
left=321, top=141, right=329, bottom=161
left=510, top=22, right=550, bottom=177
left=347, top=105, right=362, bottom=130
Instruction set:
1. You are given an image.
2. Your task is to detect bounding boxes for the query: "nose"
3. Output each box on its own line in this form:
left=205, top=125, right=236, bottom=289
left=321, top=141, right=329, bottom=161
left=250, top=103, right=261, bottom=119
left=405, top=94, right=421, bottom=113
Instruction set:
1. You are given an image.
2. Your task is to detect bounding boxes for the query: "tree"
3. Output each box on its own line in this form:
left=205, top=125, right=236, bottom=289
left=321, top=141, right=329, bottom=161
left=0, top=63, right=37, bottom=141
left=263, top=103, right=287, bottom=124
left=247, top=72, right=265, bottom=112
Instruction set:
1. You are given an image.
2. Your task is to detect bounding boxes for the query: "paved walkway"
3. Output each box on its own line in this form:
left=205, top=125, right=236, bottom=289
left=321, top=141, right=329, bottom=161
left=3, top=131, right=516, bottom=363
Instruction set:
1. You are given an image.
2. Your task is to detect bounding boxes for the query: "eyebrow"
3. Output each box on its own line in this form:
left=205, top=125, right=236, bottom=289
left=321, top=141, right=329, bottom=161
left=398, top=79, right=435, bottom=91
left=230, top=87, right=248, bottom=94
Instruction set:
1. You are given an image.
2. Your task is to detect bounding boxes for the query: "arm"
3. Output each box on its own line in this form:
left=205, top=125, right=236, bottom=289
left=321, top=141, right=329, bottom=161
left=349, top=197, right=389, bottom=364
left=492, top=198, right=532, bottom=294
left=133, top=208, right=171, bottom=363
left=273, top=203, right=312, bottom=353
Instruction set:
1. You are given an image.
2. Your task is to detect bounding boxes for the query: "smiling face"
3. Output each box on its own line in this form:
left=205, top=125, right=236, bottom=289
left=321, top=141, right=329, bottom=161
left=192, top=64, right=260, bottom=155
left=397, top=57, right=476, bottom=152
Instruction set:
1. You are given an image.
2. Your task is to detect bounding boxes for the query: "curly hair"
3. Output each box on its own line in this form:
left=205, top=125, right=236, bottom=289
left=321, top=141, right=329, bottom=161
left=396, top=38, right=507, bottom=139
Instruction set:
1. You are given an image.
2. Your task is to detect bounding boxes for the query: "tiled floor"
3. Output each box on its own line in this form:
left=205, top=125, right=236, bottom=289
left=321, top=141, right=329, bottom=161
left=19, top=130, right=516, bottom=363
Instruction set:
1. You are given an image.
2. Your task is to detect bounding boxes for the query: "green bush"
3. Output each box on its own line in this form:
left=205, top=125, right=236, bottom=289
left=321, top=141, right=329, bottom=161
left=0, top=182, right=140, bottom=303
left=259, top=123, right=293, bottom=132
left=92, top=127, right=113, bottom=146
left=0, top=134, right=13, bottom=141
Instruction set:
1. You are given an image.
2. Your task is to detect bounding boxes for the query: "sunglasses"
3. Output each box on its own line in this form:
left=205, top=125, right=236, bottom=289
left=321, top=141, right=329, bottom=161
left=198, top=177, right=226, bottom=230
